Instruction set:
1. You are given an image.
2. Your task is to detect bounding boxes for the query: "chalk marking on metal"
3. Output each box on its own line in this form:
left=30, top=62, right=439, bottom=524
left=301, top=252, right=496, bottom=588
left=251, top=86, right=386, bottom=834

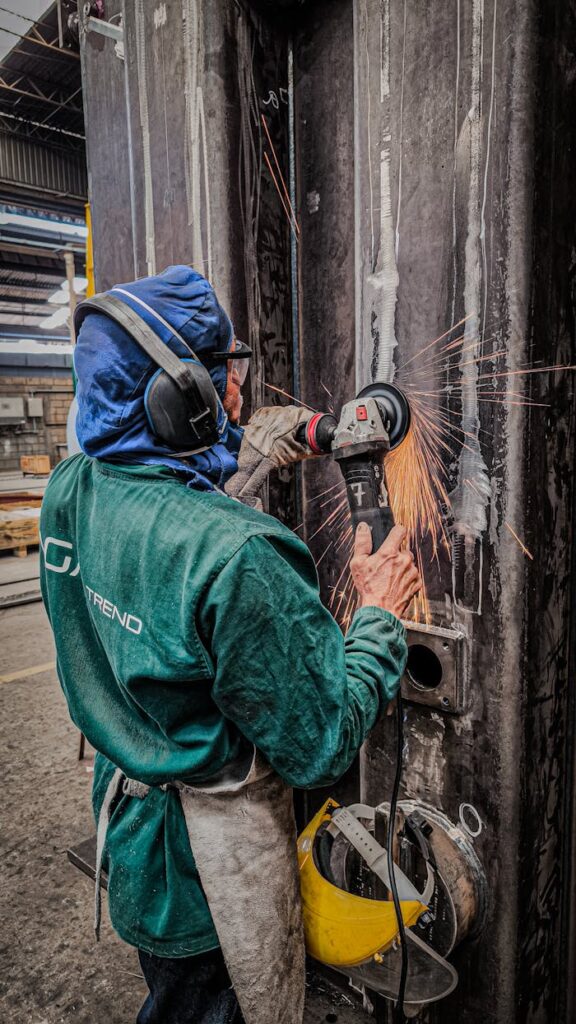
left=481, top=0, right=498, bottom=339
left=135, top=0, right=156, bottom=275
left=394, top=0, right=407, bottom=260
left=450, top=0, right=490, bottom=567
left=450, top=0, right=461, bottom=326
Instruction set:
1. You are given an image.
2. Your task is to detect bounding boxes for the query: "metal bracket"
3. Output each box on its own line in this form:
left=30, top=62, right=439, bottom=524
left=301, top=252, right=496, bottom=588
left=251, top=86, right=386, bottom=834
left=400, top=620, right=467, bottom=714
left=85, top=15, right=123, bottom=42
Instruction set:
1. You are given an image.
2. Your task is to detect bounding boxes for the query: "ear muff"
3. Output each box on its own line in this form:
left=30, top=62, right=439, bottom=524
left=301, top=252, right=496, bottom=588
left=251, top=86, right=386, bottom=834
left=144, top=360, right=220, bottom=451
left=74, top=292, right=223, bottom=454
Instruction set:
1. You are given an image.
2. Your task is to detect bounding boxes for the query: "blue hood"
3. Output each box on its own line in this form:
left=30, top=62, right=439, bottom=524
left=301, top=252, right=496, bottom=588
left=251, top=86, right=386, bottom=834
left=74, top=266, right=243, bottom=491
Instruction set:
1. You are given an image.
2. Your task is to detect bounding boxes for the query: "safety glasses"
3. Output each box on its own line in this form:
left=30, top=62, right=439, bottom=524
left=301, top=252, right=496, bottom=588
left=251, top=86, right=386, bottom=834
left=210, top=338, right=252, bottom=385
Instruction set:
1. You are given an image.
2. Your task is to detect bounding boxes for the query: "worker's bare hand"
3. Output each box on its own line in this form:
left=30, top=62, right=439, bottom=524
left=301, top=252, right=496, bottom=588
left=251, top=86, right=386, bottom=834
left=351, top=522, right=421, bottom=619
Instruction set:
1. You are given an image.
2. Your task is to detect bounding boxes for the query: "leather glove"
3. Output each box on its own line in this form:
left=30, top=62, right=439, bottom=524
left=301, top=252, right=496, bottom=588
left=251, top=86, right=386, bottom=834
left=227, top=405, right=315, bottom=500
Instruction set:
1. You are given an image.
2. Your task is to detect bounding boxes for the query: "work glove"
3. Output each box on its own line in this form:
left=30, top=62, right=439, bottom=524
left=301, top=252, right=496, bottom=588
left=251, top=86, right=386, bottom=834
left=227, top=405, right=316, bottom=500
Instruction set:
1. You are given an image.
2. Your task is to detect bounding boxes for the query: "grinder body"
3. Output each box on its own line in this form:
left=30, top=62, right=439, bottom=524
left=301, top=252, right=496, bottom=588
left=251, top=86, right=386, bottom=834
left=331, top=397, right=395, bottom=552
left=298, top=384, right=410, bottom=553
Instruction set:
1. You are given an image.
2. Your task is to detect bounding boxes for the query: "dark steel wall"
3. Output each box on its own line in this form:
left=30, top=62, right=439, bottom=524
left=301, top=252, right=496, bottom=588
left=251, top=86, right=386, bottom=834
left=295, top=3, right=576, bottom=1022
left=80, top=0, right=296, bottom=520
left=80, top=2, right=576, bottom=1021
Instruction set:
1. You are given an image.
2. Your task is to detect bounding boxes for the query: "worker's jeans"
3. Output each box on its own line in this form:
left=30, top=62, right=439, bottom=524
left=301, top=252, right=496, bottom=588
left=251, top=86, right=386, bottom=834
left=137, top=948, right=244, bottom=1024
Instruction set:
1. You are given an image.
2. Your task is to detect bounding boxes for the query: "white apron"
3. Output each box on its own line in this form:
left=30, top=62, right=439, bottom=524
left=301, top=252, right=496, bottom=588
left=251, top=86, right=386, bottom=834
left=177, top=751, right=305, bottom=1024
left=95, top=751, right=306, bottom=1024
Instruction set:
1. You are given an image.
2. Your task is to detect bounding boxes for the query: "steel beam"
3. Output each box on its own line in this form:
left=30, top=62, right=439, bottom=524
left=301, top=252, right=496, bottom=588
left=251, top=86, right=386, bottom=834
left=0, top=80, right=82, bottom=115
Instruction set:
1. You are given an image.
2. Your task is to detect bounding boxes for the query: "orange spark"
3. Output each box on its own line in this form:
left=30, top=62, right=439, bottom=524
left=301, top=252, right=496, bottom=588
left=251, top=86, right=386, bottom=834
left=257, top=378, right=316, bottom=411
left=263, top=152, right=299, bottom=240
left=261, top=114, right=300, bottom=236
left=308, top=498, right=348, bottom=542
left=306, top=319, right=576, bottom=630
left=309, top=482, right=344, bottom=504
left=399, top=314, right=474, bottom=370
left=504, top=522, right=534, bottom=560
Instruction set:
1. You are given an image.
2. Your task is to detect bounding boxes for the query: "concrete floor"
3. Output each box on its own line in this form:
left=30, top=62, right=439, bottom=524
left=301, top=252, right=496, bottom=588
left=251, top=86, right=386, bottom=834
left=0, top=550, right=41, bottom=606
left=0, top=598, right=144, bottom=1023
left=0, top=587, right=364, bottom=1024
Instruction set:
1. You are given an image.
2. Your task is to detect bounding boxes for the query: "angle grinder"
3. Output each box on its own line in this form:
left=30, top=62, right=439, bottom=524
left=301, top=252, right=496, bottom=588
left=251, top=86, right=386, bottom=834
left=298, top=381, right=413, bottom=1021
left=297, top=382, right=411, bottom=551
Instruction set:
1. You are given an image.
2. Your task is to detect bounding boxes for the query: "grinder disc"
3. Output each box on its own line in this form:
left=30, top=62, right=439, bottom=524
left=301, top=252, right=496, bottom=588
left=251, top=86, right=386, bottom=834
left=357, top=382, right=411, bottom=450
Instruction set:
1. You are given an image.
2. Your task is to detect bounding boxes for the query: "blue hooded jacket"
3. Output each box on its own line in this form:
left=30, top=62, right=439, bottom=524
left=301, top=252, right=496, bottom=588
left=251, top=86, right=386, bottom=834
left=74, top=266, right=243, bottom=491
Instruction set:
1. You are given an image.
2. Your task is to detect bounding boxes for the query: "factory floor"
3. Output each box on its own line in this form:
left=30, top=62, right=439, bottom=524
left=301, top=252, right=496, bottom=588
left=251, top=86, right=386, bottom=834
left=0, top=557, right=361, bottom=1024
left=0, top=593, right=144, bottom=1023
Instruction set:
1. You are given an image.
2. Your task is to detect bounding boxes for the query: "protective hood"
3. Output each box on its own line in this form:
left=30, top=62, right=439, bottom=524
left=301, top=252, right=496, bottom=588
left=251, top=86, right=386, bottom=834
left=74, top=265, right=243, bottom=491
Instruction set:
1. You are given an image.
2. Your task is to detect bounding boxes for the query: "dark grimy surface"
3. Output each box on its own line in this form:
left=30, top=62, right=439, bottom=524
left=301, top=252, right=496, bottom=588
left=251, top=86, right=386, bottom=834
left=294, top=2, right=576, bottom=1022
left=77, top=2, right=576, bottom=1022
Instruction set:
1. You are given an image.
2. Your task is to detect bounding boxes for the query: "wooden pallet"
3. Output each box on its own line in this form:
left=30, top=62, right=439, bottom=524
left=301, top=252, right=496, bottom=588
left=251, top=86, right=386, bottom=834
left=0, top=507, right=40, bottom=557
left=20, top=454, right=51, bottom=476
left=0, top=494, right=43, bottom=510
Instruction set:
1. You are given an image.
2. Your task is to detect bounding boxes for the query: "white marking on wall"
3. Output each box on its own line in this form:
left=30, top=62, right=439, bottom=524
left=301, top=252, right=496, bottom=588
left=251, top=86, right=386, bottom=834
left=403, top=715, right=447, bottom=803
left=480, top=0, right=498, bottom=337
left=182, top=0, right=212, bottom=279
left=236, top=11, right=263, bottom=410
left=153, top=3, right=167, bottom=29
left=354, top=0, right=400, bottom=389
left=394, top=0, right=407, bottom=261
left=450, top=0, right=461, bottom=326
left=451, top=0, right=490, bottom=558
left=135, top=0, right=156, bottom=275
left=380, top=0, right=390, bottom=102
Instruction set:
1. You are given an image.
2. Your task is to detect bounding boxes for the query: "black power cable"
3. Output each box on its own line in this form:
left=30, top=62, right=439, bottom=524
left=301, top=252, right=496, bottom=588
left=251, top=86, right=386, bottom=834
left=386, top=694, right=408, bottom=1024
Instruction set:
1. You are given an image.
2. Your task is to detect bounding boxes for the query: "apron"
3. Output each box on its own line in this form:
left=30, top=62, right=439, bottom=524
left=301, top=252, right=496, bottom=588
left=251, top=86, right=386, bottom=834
left=97, top=751, right=305, bottom=1024
left=177, top=750, right=305, bottom=1024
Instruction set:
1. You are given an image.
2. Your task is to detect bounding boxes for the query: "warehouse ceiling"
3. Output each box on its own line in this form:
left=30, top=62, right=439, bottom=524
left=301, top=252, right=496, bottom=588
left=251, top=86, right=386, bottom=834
left=0, top=0, right=84, bottom=149
left=0, top=1, right=87, bottom=347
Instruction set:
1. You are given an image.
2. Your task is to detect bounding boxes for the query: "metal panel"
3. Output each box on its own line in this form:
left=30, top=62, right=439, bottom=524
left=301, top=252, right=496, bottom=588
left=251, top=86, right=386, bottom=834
left=79, top=0, right=134, bottom=290
left=80, top=1, right=576, bottom=1020
left=294, top=2, right=576, bottom=1022
left=0, top=396, right=24, bottom=421
left=26, top=397, right=44, bottom=418
left=0, top=133, right=87, bottom=200
left=295, top=1, right=359, bottom=817
left=81, top=0, right=296, bottom=518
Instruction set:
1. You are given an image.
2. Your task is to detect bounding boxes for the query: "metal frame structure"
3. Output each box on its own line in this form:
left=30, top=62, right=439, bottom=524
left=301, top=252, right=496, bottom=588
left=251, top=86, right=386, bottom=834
left=0, top=2, right=87, bottom=343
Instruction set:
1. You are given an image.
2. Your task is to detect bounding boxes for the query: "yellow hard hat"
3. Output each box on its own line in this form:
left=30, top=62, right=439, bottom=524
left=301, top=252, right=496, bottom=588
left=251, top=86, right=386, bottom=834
left=297, top=798, right=425, bottom=968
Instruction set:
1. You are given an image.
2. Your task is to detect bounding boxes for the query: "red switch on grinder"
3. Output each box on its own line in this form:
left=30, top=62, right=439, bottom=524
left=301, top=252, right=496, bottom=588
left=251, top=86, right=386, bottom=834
left=356, top=405, right=368, bottom=421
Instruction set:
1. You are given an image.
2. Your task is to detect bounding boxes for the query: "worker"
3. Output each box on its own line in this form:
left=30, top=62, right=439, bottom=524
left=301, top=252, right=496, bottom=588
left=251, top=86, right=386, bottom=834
left=40, top=265, right=421, bottom=1024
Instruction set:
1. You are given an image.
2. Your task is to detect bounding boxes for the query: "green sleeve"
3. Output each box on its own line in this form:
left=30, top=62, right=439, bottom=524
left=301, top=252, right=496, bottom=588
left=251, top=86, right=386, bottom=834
left=199, top=532, right=407, bottom=789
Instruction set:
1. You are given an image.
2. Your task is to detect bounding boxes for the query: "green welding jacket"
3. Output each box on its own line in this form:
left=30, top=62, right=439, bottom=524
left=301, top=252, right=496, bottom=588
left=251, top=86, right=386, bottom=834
left=40, top=454, right=408, bottom=957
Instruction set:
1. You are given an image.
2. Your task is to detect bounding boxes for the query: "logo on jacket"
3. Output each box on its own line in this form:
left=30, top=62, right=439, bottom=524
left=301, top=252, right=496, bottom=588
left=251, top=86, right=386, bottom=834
left=85, top=586, right=142, bottom=635
left=41, top=533, right=142, bottom=636
left=40, top=535, right=80, bottom=576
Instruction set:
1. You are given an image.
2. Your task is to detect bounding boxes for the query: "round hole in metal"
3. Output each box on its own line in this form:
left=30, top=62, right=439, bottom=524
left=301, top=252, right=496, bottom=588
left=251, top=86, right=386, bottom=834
left=406, top=644, right=443, bottom=690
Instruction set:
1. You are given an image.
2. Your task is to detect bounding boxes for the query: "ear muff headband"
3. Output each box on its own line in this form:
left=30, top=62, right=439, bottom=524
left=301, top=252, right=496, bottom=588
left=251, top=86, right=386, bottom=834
left=74, top=292, right=221, bottom=453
